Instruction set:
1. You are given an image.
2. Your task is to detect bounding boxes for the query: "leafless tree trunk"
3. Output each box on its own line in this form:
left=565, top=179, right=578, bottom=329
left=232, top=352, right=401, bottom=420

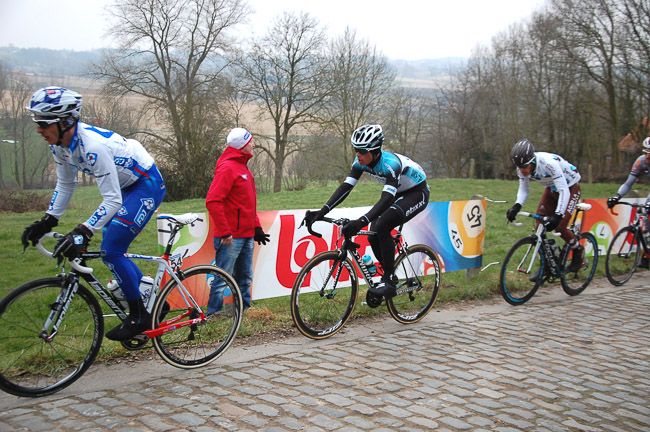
left=236, top=11, right=329, bottom=193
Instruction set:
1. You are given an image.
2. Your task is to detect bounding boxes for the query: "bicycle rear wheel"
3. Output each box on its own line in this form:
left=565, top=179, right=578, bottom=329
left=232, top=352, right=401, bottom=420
left=387, top=244, right=441, bottom=324
left=152, top=265, right=242, bottom=369
left=499, top=236, right=544, bottom=305
left=605, top=226, right=641, bottom=286
left=0, top=278, right=103, bottom=397
left=291, top=251, right=358, bottom=340
left=561, top=232, right=598, bottom=295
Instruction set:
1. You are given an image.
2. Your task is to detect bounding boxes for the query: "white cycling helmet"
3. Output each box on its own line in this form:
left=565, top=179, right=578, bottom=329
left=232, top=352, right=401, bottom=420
left=643, top=137, right=650, bottom=154
left=26, top=87, right=82, bottom=120
left=351, top=124, right=384, bottom=151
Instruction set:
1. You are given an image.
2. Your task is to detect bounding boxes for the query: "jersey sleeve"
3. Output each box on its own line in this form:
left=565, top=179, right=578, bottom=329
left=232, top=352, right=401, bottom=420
left=83, top=145, right=123, bottom=232
left=47, top=147, right=77, bottom=218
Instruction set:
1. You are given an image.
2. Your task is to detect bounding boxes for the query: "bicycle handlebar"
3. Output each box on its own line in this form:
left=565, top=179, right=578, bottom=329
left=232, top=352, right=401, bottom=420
left=609, top=200, right=648, bottom=217
left=36, top=232, right=94, bottom=274
left=510, top=211, right=549, bottom=227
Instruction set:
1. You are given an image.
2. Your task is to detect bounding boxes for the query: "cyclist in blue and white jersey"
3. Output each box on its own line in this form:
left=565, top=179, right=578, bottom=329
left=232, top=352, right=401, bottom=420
left=21, top=87, right=166, bottom=341
left=506, top=138, right=584, bottom=272
left=303, top=124, right=430, bottom=299
left=607, top=137, right=650, bottom=213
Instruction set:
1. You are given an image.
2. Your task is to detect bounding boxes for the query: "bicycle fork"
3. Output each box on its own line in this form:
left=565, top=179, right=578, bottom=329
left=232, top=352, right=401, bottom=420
left=39, top=277, right=79, bottom=342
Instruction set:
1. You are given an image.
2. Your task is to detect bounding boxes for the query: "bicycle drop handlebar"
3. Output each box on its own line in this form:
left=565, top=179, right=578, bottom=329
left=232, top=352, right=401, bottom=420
left=36, top=232, right=94, bottom=274
left=510, top=211, right=550, bottom=227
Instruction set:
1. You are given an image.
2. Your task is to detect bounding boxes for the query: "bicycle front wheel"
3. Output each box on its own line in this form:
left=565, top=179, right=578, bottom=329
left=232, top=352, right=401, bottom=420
left=387, top=244, right=441, bottom=324
left=561, top=232, right=598, bottom=295
left=499, top=236, right=544, bottom=305
left=605, top=226, right=641, bottom=286
left=0, top=278, right=103, bottom=397
left=152, top=265, right=242, bottom=369
left=291, top=251, right=358, bottom=340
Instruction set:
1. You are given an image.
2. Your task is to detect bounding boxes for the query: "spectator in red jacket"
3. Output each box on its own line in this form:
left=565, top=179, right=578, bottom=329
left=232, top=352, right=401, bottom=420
left=205, top=128, right=269, bottom=313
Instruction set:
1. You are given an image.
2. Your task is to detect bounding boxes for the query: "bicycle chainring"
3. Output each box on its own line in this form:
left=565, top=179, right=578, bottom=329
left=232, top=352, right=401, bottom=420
left=121, top=335, right=150, bottom=350
left=365, top=290, right=383, bottom=308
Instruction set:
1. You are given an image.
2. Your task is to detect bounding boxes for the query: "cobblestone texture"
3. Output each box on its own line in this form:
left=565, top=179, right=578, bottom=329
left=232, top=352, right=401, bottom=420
left=1, top=277, right=650, bottom=431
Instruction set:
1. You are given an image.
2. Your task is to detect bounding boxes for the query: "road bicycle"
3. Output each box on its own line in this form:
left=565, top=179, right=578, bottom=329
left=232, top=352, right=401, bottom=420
left=291, top=216, right=441, bottom=340
left=605, top=201, right=650, bottom=286
left=499, top=203, right=598, bottom=305
left=0, top=213, right=242, bottom=398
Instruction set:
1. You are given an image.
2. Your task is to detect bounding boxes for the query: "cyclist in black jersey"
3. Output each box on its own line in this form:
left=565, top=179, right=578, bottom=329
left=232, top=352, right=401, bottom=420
left=303, top=124, right=430, bottom=299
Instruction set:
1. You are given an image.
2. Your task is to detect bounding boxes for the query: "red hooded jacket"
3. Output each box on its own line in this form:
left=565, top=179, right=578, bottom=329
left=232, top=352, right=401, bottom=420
left=205, top=146, right=261, bottom=238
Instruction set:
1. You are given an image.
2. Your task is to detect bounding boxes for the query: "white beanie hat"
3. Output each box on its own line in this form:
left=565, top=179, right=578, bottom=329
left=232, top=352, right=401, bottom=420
left=227, top=127, right=253, bottom=150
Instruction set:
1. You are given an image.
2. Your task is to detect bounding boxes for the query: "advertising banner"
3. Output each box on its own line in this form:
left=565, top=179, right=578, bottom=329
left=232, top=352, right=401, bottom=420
left=157, top=199, right=487, bottom=301
left=580, top=198, right=645, bottom=257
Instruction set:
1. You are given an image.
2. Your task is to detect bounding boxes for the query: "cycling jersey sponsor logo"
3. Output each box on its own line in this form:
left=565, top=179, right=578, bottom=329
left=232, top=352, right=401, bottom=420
left=118, top=207, right=128, bottom=216
left=86, top=152, right=98, bottom=166
left=88, top=206, right=108, bottom=227
left=114, top=156, right=135, bottom=168
left=134, top=198, right=155, bottom=227
left=48, top=191, right=58, bottom=211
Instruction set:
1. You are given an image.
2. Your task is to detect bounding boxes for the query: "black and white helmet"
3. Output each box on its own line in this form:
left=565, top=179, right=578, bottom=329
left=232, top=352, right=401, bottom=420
left=511, top=138, right=536, bottom=168
left=351, top=124, right=384, bottom=151
left=26, top=87, right=82, bottom=120
left=643, top=137, right=650, bottom=154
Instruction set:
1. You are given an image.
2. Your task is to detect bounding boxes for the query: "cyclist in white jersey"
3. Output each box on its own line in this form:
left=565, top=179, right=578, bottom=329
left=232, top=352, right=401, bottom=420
left=506, top=138, right=584, bottom=273
left=21, top=87, right=166, bottom=341
left=303, top=124, right=430, bottom=299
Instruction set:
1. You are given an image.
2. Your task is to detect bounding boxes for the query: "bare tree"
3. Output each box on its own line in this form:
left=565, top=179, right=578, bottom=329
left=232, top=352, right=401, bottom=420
left=236, top=11, right=329, bottom=193
left=93, top=0, right=249, bottom=199
left=319, top=28, right=396, bottom=173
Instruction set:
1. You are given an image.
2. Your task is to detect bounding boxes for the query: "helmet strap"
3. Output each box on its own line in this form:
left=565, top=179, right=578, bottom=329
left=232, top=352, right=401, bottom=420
left=54, top=118, right=77, bottom=146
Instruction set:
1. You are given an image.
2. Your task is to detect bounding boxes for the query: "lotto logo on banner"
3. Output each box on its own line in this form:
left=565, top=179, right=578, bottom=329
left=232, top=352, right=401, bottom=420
left=157, top=200, right=486, bottom=301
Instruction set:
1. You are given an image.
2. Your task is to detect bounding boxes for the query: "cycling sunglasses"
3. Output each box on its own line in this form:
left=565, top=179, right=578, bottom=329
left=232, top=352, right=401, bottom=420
left=32, top=115, right=61, bottom=129
left=355, top=148, right=370, bottom=155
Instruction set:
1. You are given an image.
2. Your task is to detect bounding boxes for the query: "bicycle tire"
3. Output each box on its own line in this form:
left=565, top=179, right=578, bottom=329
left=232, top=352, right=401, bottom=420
left=387, top=244, right=441, bottom=324
left=0, top=277, right=103, bottom=397
left=151, top=265, right=242, bottom=369
left=499, top=236, right=545, bottom=305
left=290, top=250, right=358, bottom=340
left=561, top=232, right=598, bottom=295
left=605, top=226, right=641, bottom=286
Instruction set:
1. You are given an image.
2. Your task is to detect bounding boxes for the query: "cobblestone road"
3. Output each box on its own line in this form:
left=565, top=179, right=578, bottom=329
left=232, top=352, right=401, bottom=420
left=1, top=276, right=649, bottom=432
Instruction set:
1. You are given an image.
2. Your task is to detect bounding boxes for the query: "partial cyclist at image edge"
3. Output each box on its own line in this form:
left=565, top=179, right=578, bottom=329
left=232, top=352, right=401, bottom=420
left=506, top=138, right=584, bottom=273
left=607, top=136, right=650, bottom=262
left=21, top=86, right=166, bottom=342
left=303, top=124, right=429, bottom=299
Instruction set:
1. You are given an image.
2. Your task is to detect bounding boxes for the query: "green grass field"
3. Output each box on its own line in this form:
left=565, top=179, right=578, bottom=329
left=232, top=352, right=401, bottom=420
left=0, top=178, right=639, bottom=359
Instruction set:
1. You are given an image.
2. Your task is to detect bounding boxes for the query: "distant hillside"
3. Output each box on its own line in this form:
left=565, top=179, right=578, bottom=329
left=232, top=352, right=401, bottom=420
left=0, top=46, right=466, bottom=82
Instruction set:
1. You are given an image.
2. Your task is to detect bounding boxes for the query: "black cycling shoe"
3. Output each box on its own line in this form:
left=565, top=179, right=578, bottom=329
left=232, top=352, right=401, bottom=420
left=368, top=275, right=397, bottom=299
left=106, top=312, right=152, bottom=341
left=567, top=244, right=585, bottom=273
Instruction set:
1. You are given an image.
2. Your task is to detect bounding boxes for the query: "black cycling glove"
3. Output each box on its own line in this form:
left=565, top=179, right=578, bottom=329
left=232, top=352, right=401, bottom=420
left=342, top=217, right=368, bottom=238
left=506, top=203, right=522, bottom=222
left=21, top=213, right=58, bottom=249
left=53, top=224, right=93, bottom=261
left=545, top=213, right=563, bottom=231
left=607, top=194, right=620, bottom=209
left=303, top=207, right=328, bottom=227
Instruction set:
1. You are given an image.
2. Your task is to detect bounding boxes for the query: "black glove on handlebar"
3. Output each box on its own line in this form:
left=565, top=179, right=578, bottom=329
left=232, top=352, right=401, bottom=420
left=21, top=213, right=58, bottom=249
left=545, top=213, right=563, bottom=231
left=254, top=227, right=270, bottom=245
left=506, top=203, right=522, bottom=222
left=607, top=194, right=621, bottom=209
left=53, top=224, right=93, bottom=261
left=342, top=217, right=368, bottom=238
left=303, top=207, right=328, bottom=227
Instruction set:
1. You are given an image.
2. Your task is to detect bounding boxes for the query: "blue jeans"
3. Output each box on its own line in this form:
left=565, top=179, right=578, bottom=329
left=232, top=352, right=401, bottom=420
left=207, top=236, right=253, bottom=314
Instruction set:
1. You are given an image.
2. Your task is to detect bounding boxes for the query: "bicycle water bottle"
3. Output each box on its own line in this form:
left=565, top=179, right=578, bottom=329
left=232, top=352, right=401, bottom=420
left=138, top=275, right=155, bottom=313
left=107, top=280, right=128, bottom=309
left=362, top=254, right=377, bottom=276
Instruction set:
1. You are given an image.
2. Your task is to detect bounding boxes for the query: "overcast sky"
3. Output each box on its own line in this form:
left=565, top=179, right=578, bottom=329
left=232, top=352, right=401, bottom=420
left=0, top=0, right=545, bottom=60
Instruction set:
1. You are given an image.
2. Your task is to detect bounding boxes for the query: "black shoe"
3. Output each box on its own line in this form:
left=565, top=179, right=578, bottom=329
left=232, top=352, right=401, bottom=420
left=369, top=275, right=397, bottom=299
left=640, top=256, right=650, bottom=269
left=567, top=245, right=585, bottom=273
left=106, top=312, right=152, bottom=341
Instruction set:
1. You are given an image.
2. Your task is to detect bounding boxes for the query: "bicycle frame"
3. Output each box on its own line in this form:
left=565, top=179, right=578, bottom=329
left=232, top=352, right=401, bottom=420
left=611, top=202, right=649, bottom=256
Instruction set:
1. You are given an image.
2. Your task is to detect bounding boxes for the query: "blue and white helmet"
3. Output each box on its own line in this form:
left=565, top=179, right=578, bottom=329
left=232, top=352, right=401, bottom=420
left=26, top=87, right=82, bottom=119
left=351, top=124, right=384, bottom=151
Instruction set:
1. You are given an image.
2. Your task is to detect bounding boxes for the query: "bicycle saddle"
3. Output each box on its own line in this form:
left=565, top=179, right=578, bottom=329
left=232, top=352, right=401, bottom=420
left=157, top=213, right=201, bottom=226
